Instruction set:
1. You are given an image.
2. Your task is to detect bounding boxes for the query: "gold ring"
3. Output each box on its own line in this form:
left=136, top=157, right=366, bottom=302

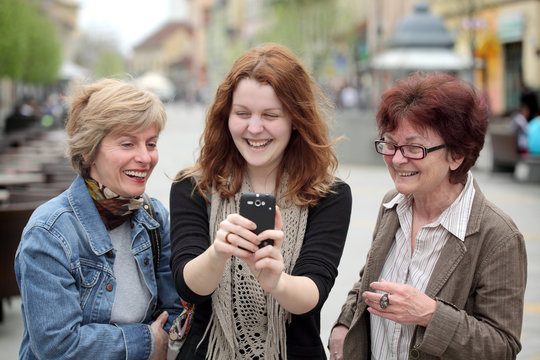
left=225, top=231, right=232, bottom=243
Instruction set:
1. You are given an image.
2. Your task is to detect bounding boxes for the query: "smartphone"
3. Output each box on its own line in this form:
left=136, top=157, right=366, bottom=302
left=239, top=192, right=276, bottom=248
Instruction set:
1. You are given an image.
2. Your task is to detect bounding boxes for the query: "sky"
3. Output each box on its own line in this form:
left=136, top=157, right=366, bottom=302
left=77, top=0, right=172, bottom=54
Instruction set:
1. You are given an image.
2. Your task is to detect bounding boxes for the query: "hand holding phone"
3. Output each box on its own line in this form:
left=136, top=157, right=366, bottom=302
left=239, top=193, right=276, bottom=248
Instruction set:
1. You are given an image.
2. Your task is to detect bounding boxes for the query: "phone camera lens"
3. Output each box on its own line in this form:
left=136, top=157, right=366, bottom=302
left=255, top=200, right=261, bottom=207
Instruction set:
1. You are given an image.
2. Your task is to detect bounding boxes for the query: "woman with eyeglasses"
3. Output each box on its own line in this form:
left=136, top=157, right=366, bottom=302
left=329, top=72, right=527, bottom=360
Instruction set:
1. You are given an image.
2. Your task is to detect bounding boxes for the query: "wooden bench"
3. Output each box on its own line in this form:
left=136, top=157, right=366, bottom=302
left=514, top=155, right=540, bottom=182
left=489, top=121, right=520, bottom=172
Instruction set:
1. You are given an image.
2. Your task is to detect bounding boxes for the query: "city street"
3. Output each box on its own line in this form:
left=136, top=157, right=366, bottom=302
left=1, top=102, right=539, bottom=359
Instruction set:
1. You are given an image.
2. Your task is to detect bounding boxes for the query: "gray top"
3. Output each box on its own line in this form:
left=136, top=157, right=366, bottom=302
left=110, top=221, right=151, bottom=324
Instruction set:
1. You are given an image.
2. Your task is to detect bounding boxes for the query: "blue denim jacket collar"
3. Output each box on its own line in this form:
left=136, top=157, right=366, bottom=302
left=67, top=175, right=159, bottom=256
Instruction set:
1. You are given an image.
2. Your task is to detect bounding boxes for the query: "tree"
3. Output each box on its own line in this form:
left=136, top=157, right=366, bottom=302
left=74, top=33, right=126, bottom=79
left=0, top=0, right=61, bottom=83
left=257, top=0, right=338, bottom=79
left=22, top=3, right=62, bottom=83
left=0, top=0, right=29, bottom=79
left=94, top=49, right=126, bottom=79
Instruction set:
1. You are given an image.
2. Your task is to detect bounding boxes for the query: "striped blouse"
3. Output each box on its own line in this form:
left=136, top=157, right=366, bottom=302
left=370, top=172, right=475, bottom=360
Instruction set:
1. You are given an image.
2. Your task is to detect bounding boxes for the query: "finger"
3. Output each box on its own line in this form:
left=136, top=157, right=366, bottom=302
left=362, top=290, right=381, bottom=303
left=219, top=219, right=258, bottom=242
left=257, top=229, right=283, bottom=248
left=367, top=306, right=389, bottom=319
left=253, top=246, right=280, bottom=265
left=229, top=212, right=257, bottom=231
left=254, top=255, right=284, bottom=275
left=369, top=279, right=397, bottom=293
left=222, top=232, right=259, bottom=254
left=218, top=226, right=259, bottom=251
left=274, top=206, right=283, bottom=230
left=363, top=291, right=391, bottom=311
left=156, top=311, right=168, bottom=326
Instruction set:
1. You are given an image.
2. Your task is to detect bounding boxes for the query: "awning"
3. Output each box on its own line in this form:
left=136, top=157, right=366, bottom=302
left=60, top=61, right=90, bottom=80
left=371, top=48, right=472, bottom=71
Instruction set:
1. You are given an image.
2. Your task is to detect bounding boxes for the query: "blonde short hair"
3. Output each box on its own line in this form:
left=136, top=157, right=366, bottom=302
left=65, top=78, right=166, bottom=177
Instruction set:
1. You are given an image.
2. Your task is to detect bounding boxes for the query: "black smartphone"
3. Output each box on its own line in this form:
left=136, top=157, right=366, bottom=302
left=239, top=192, right=276, bottom=248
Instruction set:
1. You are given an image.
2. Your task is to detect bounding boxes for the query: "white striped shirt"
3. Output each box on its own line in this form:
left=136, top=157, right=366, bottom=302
left=370, top=172, right=475, bottom=360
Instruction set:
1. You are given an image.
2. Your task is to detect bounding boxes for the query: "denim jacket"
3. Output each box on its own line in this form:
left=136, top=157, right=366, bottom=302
left=15, top=175, right=182, bottom=360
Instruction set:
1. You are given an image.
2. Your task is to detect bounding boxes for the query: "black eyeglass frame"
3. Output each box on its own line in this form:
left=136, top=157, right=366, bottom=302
left=374, top=140, right=446, bottom=160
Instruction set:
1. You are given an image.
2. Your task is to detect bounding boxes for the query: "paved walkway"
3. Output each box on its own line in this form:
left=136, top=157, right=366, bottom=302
left=1, top=103, right=539, bottom=359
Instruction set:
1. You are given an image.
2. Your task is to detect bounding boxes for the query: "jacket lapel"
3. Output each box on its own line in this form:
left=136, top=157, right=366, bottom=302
left=363, top=207, right=400, bottom=289
left=424, top=236, right=466, bottom=297
left=424, top=179, right=484, bottom=297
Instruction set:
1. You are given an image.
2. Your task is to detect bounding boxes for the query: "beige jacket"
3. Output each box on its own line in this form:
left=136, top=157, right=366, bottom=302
left=335, top=180, right=527, bottom=359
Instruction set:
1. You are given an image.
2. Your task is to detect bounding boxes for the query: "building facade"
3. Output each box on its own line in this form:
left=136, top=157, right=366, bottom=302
left=430, top=0, right=540, bottom=115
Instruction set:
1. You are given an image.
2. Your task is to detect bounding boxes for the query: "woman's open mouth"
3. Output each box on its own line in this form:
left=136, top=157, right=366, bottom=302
left=123, top=170, right=147, bottom=180
left=247, top=139, right=272, bottom=149
left=397, top=171, right=418, bottom=177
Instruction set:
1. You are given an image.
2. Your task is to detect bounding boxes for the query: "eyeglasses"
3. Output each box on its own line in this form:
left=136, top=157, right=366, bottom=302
left=374, top=140, right=446, bottom=160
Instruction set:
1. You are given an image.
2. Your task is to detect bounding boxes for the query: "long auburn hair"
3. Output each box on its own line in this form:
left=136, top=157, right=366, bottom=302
left=177, top=43, right=338, bottom=206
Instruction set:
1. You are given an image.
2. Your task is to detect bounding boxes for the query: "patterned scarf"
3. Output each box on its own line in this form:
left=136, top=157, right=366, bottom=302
left=85, top=178, right=144, bottom=230
left=205, top=174, right=309, bottom=360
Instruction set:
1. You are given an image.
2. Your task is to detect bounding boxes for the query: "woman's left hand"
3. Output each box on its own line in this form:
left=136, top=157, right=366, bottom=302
left=243, top=207, right=285, bottom=292
left=362, top=279, right=436, bottom=327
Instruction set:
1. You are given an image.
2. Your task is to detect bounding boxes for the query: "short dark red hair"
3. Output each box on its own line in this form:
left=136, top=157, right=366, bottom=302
left=376, top=72, right=489, bottom=184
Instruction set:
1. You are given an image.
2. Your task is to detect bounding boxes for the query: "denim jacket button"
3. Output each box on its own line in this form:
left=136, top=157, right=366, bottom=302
left=106, top=283, right=113, bottom=292
left=144, top=258, right=149, bottom=265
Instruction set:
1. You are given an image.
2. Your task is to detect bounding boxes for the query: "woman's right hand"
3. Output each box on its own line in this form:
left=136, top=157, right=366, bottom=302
left=213, top=213, right=260, bottom=259
left=329, top=325, right=348, bottom=360
left=150, top=311, right=169, bottom=360
left=183, top=213, right=260, bottom=297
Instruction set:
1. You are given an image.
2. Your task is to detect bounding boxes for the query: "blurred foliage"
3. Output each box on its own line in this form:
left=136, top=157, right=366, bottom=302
left=0, top=0, right=61, bottom=83
left=22, top=4, right=62, bottom=83
left=204, top=0, right=365, bottom=99
left=0, top=0, right=27, bottom=79
left=257, top=0, right=338, bottom=77
left=74, top=33, right=125, bottom=79
left=94, top=49, right=126, bottom=79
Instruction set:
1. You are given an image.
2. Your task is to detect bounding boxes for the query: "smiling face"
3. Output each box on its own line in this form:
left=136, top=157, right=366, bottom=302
left=228, top=78, right=292, bottom=179
left=382, top=118, right=463, bottom=202
left=89, top=125, right=159, bottom=197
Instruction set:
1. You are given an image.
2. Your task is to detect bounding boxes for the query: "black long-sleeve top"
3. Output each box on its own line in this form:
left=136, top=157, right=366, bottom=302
left=169, top=177, right=352, bottom=359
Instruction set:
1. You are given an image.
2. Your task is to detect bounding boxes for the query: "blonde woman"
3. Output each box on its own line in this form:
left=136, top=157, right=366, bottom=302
left=15, top=79, right=182, bottom=359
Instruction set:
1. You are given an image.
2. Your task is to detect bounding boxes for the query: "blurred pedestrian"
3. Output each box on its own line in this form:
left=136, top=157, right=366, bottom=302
left=512, top=88, right=539, bottom=153
left=15, top=78, right=182, bottom=359
left=519, top=82, right=539, bottom=123
left=3, top=96, right=39, bottom=134
left=527, top=112, right=540, bottom=155
left=41, top=92, right=66, bottom=128
left=339, top=84, right=360, bottom=109
left=329, top=72, right=526, bottom=360
left=169, top=43, right=352, bottom=360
